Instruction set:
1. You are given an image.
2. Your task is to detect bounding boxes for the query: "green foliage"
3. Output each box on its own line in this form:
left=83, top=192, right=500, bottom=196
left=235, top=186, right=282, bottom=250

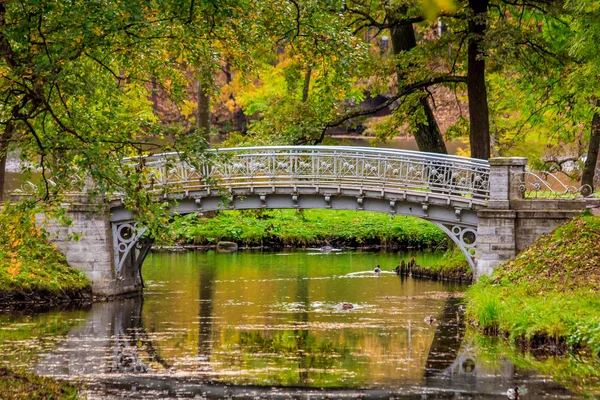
left=0, top=206, right=90, bottom=298
left=436, top=244, right=470, bottom=273
left=466, top=214, right=600, bottom=353
left=167, top=209, right=446, bottom=248
left=483, top=1, right=600, bottom=160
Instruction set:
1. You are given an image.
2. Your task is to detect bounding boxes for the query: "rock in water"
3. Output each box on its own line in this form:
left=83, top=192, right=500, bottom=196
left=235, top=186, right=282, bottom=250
left=216, top=241, right=238, bottom=252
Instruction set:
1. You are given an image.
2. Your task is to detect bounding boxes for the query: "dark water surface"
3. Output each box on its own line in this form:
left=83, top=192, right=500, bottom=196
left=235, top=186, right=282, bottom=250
left=0, top=250, right=588, bottom=398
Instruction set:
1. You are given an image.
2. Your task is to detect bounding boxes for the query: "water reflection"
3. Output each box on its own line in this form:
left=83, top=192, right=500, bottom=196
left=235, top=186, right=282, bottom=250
left=198, top=263, right=215, bottom=369
left=0, top=250, right=589, bottom=398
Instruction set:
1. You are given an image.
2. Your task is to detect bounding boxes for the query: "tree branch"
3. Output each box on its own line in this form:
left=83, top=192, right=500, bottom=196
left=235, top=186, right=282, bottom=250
left=324, top=75, right=467, bottom=129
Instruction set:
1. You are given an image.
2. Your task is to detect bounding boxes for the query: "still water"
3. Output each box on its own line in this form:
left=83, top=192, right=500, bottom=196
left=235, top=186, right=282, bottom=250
left=0, top=250, right=588, bottom=398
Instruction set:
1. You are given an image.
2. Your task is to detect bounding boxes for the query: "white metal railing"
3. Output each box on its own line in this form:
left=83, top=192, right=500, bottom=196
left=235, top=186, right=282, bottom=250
left=121, top=146, right=491, bottom=204
left=512, top=169, right=598, bottom=198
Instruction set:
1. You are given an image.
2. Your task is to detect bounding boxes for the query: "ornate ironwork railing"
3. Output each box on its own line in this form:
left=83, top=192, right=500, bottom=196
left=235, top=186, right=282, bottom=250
left=121, top=146, right=491, bottom=204
left=512, top=169, right=596, bottom=198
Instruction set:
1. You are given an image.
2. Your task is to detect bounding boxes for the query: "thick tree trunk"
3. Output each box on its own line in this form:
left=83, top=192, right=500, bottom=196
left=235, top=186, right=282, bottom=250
left=197, top=79, right=210, bottom=145
left=582, top=111, right=600, bottom=194
left=0, top=120, right=14, bottom=201
left=390, top=22, right=447, bottom=154
left=467, top=0, right=491, bottom=160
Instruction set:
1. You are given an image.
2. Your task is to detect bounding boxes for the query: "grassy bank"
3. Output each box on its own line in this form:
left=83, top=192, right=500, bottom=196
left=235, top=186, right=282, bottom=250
left=0, top=367, right=78, bottom=399
left=0, top=208, right=91, bottom=307
left=466, top=212, right=600, bottom=354
left=169, top=209, right=446, bottom=248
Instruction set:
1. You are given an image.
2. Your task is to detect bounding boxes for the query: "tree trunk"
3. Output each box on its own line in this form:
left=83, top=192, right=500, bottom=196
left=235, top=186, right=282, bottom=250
left=302, top=66, right=312, bottom=103
left=390, top=21, right=447, bottom=154
left=150, top=77, right=159, bottom=112
left=581, top=111, right=600, bottom=194
left=223, top=62, right=247, bottom=134
left=0, top=120, right=14, bottom=201
left=197, top=79, right=210, bottom=145
left=467, top=0, right=491, bottom=160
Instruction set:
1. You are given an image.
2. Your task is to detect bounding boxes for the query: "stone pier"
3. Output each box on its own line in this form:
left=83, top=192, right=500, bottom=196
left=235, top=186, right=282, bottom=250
left=43, top=197, right=142, bottom=297
left=474, top=158, right=586, bottom=278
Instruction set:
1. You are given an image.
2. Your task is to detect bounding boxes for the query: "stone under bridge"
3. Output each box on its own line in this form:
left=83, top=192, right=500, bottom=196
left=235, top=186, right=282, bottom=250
left=43, top=146, right=590, bottom=297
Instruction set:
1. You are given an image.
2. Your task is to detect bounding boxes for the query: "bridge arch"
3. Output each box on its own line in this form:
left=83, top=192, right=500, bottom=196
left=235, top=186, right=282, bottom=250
left=109, top=146, right=490, bottom=278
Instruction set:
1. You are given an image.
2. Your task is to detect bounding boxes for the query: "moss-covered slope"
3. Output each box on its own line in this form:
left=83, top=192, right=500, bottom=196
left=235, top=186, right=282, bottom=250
left=0, top=208, right=91, bottom=306
left=466, top=212, right=600, bottom=353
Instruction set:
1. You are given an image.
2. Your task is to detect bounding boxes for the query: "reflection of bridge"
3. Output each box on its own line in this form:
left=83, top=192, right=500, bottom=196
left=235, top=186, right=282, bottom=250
left=43, top=146, right=588, bottom=296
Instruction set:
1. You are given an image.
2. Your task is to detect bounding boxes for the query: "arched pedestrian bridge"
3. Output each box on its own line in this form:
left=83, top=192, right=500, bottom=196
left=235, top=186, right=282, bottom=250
left=45, top=146, right=590, bottom=297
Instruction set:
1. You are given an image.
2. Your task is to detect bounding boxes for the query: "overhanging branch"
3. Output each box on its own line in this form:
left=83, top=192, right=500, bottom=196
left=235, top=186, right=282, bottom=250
left=324, top=75, right=467, bottom=129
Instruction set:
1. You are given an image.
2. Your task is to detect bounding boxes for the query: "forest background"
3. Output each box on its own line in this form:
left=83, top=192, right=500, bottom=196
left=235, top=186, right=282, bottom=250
left=0, top=0, right=598, bottom=225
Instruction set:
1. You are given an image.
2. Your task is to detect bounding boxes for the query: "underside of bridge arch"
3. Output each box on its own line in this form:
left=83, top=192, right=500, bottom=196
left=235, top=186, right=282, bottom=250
left=110, top=190, right=480, bottom=279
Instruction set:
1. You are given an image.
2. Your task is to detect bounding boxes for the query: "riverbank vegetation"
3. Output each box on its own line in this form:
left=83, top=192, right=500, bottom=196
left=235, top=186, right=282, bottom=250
left=168, top=210, right=447, bottom=249
left=0, top=368, right=78, bottom=400
left=397, top=246, right=471, bottom=282
left=0, top=208, right=91, bottom=307
left=466, top=212, right=600, bottom=355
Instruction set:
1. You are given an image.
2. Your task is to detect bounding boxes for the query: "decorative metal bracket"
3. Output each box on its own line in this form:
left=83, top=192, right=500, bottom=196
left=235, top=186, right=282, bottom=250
left=433, top=222, right=477, bottom=269
left=134, top=238, right=154, bottom=287
left=112, top=222, right=148, bottom=278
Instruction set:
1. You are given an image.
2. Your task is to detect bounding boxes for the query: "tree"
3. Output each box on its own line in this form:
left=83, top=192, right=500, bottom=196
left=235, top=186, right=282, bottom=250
left=389, top=14, right=448, bottom=153
left=466, top=0, right=490, bottom=159
left=235, top=1, right=469, bottom=152
left=0, top=0, right=267, bottom=212
left=332, top=0, right=461, bottom=153
left=479, top=0, right=600, bottom=189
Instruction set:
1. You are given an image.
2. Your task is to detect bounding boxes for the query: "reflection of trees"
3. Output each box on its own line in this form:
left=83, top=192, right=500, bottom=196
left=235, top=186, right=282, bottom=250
left=235, top=329, right=358, bottom=386
left=294, top=263, right=309, bottom=385
left=222, top=263, right=364, bottom=387
left=424, top=296, right=465, bottom=374
left=198, top=263, right=216, bottom=368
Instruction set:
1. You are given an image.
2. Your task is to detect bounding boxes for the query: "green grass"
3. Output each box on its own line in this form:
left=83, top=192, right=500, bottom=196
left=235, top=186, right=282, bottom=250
left=0, top=207, right=90, bottom=303
left=0, top=367, right=78, bottom=400
left=466, top=212, right=600, bottom=353
left=168, top=209, right=446, bottom=248
left=435, top=245, right=471, bottom=273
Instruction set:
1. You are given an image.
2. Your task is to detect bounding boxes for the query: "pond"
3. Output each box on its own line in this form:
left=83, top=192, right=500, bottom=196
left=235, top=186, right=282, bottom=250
left=0, top=250, right=587, bottom=398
